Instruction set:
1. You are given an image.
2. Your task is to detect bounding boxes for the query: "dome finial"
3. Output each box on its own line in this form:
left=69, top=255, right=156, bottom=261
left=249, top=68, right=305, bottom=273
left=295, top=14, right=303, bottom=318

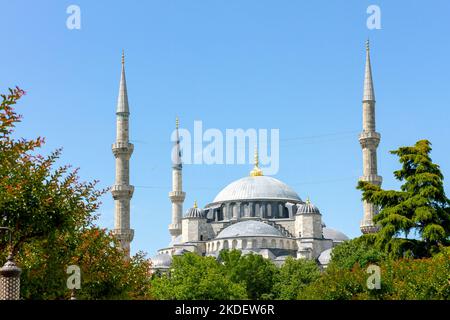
left=306, top=196, right=311, bottom=204
left=193, top=200, right=198, bottom=209
left=176, top=116, right=179, bottom=129
left=250, top=146, right=263, bottom=177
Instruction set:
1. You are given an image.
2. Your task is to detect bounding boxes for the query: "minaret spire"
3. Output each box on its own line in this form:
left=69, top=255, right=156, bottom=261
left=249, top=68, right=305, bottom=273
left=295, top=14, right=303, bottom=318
left=169, top=117, right=186, bottom=240
left=359, top=40, right=382, bottom=234
left=112, top=51, right=134, bottom=256
left=363, top=39, right=375, bottom=102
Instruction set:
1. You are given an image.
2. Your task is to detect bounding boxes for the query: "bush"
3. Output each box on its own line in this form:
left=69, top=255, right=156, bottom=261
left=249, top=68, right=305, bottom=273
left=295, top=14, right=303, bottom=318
left=272, top=257, right=320, bottom=300
left=150, top=252, right=247, bottom=300
left=328, top=235, right=388, bottom=270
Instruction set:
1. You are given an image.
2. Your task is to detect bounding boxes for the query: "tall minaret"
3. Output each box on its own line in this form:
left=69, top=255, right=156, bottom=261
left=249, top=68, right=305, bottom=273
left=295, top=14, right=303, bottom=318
left=112, top=51, right=134, bottom=255
left=359, top=40, right=382, bottom=234
left=168, top=117, right=186, bottom=240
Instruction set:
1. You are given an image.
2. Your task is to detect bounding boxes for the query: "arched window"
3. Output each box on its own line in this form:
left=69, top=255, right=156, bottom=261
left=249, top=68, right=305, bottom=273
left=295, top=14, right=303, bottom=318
left=217, top=207, right=224, bottom=221
left=232, top=239, right=237, bottom=249
left=270, top=239, right=276, bottom=248
left=223, top=240, right=229, bottom=250
left=262, top=239, right=267, bottom=248
left=283, top=206, right=289, bottom=218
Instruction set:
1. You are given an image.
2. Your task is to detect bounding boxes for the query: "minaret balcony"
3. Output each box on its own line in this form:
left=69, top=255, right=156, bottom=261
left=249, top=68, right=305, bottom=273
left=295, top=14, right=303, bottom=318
left=111, top=185, right=135, bottom=199
left=169, top=223, right=182, bottom=236
left=359, top=131, right=380, bottom=148
left=112, top=142, right=134, bottom=156
left=169, top=191, right=186, bottom=202
left=359, top=175, right=382, bottom=186
left=112, top=228, right=135, bottom=242
left=360, top=223, right=380, bottom=234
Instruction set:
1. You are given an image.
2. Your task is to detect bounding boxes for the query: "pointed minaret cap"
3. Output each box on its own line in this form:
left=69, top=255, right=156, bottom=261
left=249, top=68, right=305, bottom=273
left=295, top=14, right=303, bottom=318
left=116, top=50, right=130, bottom=114
left=363, top=39, right=375, bottom=102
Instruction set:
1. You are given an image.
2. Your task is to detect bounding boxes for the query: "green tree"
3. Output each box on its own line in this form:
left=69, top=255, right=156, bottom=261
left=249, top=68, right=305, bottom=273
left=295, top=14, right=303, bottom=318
left=328, top=235, right=387, bottom=270
left=0, top=87, right=103, bottom=254
left=150, top=252, right=247, bottom=300
left=17, top=228, right=152, bottom=300
left=0, top=87, right=152, bottom=299
left=299, top=247, right=450, bottom=300
left=219, top=250, right=278, bottom=300
left=272, top=257, right=320, bottom=300
left=358, top=140, right=450, bottom=257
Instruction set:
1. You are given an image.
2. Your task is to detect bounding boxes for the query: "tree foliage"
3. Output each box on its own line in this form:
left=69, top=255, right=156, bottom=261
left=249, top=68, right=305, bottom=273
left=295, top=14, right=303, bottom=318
left=150, top=252, right=247, bottom=300
left=358, top=140, right=450, bottom=257
left=219, top=249, right=278, bottom=300
left=272, top=257, right=320, bottom=300
left=0, top=87, right=103, bottom=254
left=299, top=247, right=450, bottom=300
left=17, top=228, right=152, bottom=300
left=328, top=235, right=387, bottom=270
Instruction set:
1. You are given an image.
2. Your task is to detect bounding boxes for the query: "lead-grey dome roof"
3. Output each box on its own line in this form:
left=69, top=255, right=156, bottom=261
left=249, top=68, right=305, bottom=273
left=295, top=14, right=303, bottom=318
left=212, top=176, right=301, bottom=203
left=185, top=206, right=204, bottom=218
left=323, top=227, right=349, bottom=242
left=216, top=220, right=284, bottom=239
left=150, top=253, right=172, bottom=268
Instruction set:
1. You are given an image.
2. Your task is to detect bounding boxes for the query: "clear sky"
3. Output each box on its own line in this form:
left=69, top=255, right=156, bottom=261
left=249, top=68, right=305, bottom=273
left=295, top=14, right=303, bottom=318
left=1, top=0, right=449, bottom=257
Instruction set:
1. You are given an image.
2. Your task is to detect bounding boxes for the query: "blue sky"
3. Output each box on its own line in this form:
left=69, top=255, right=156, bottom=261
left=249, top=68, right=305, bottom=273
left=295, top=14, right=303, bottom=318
left=1, top=0, right=449, bottom=256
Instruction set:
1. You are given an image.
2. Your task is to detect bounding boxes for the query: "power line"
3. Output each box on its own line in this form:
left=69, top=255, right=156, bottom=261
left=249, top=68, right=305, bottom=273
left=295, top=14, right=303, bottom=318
left=134, top=175, right=360, bottom=191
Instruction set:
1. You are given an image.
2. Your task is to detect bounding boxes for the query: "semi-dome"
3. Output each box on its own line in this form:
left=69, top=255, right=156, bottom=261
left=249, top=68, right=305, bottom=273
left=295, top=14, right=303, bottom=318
left=212, top=176, right=301, bottom=203
left=216, top=220, right=283, bottom=239
left=323, top=227, right=349, bottom=242
left=150, top=253, right=172, bottom=269
left=297, top=199, right=320, bottom=214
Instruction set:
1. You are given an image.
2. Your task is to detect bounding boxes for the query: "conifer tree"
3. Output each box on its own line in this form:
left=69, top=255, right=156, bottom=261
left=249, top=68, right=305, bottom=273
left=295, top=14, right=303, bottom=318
left=358, top=140, right=450, bottom=256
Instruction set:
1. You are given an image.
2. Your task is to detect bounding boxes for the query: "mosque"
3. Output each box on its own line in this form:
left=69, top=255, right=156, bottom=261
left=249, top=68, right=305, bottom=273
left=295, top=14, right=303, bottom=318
left=110, top=41, right=382, bottom=271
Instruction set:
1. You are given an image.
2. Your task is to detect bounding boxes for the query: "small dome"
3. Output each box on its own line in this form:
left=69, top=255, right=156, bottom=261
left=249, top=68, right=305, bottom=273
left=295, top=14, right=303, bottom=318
left=318, top=248, right=333, bottom=266
left=212, top=176, right=301, bottom=203
left=217, top=220, right=283, bottom=239
left=150, top=253, right=172, bottom=269
left=297, top=199, right=320, bottom=214
left=323, top=227, right=349, bottom=242
left=185, top=201, right=204, bottom=218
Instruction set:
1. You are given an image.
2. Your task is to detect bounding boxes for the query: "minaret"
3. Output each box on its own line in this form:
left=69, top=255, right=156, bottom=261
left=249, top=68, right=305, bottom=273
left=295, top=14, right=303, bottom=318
left=169, top=117, right=186, bottom=241
left=112, top=51, right=134, bottom=255
left=359, top=40, right=382, bottom=234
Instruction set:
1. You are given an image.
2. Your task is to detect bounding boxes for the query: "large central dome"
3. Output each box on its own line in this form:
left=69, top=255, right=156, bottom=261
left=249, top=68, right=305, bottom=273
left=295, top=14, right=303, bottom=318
left=212, top=176, right=301, bottom=203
